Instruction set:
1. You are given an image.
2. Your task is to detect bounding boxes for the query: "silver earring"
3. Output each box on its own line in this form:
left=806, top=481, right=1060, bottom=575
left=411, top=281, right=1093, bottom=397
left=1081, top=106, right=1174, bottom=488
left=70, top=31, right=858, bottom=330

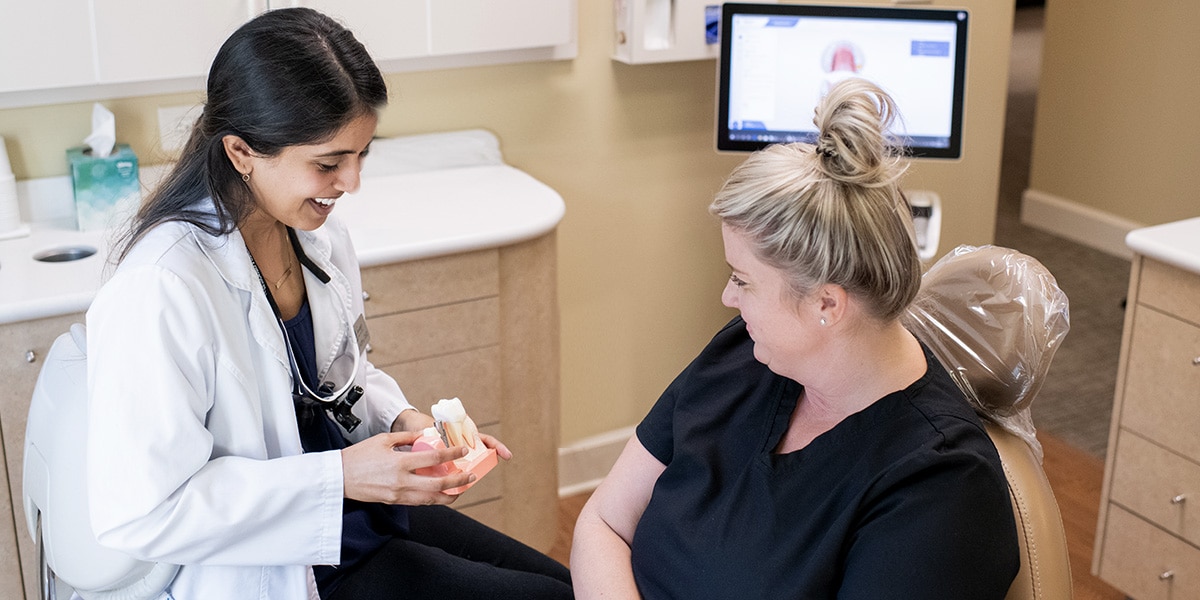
left=820, top=317, right=827, bottom=326
left=242, top=172, right=250, bottom=183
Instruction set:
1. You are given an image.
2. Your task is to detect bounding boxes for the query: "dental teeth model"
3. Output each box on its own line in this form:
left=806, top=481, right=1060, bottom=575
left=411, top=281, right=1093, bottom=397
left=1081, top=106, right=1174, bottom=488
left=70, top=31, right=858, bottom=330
left=431, top=397, right=481, bottom=450
left=414, top=398, right=497, bottom=495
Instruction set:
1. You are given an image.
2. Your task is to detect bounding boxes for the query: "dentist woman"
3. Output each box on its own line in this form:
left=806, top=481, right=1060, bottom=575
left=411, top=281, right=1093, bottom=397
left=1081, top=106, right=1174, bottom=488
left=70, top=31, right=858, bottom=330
left=85, top=8, right=572, bottom=600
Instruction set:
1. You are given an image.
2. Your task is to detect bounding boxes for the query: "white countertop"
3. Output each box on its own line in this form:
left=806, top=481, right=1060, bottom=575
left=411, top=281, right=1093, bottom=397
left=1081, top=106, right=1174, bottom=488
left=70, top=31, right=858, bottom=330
left=0, top=162, right=564, bottom=325
left=343, top=165, right=564, bottom=267
left=1126, top=217, right=1200, bottom=275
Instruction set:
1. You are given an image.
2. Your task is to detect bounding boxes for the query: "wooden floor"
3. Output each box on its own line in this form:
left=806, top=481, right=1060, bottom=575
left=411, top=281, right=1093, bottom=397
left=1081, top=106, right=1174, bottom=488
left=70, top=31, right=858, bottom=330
left=1038, top=432, right=1126, bottom=600
left=546, top=430, right=1126, bottom=599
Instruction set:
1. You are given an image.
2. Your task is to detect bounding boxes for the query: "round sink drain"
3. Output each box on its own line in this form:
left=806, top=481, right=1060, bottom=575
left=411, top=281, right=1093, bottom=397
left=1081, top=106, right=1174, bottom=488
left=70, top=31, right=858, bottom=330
left=33, top=245, right=97, bottom=263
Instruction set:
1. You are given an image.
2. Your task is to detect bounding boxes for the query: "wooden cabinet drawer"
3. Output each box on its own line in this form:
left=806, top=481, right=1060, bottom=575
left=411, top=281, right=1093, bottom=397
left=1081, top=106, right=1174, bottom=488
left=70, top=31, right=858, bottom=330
left=1121, top=308, right=1200, bottom=459
left=366, top=298, right=499, bottom=366
left=361, top=250, right=498, bottom=318
left=1139, top=258, right=1200, bottom=327
left=1111, top=430, right=1200, bottom=546
left=381, top=347, right=501, bottom=426
left=1097, top=505, right=1200, bottom=600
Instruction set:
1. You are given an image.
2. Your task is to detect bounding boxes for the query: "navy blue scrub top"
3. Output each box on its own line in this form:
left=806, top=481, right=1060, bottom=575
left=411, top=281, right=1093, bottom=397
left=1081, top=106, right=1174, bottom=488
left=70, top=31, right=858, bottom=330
left=284, top=299, right=409, bottom=597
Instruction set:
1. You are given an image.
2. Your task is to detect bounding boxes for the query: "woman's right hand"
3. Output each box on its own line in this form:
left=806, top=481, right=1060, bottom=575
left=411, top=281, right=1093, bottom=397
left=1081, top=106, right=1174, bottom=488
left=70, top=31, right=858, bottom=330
left=341, top=430, right=475, bottom=505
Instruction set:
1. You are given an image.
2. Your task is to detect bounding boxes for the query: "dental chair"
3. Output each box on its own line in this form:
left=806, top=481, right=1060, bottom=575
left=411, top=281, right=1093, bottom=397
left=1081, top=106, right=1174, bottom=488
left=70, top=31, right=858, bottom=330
left=23, top=323, right=178, bottom=600
left=905, top=245, right=1074, bottom=600
left=986, top=421, right=1074, bottom=600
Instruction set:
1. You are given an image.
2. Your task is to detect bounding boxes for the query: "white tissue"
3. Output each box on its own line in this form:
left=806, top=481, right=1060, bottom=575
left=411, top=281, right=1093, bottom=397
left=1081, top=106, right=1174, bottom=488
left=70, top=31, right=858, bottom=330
left=0, top=136, right=27, bottom=238
left=83, top=103, right=116, bottom=158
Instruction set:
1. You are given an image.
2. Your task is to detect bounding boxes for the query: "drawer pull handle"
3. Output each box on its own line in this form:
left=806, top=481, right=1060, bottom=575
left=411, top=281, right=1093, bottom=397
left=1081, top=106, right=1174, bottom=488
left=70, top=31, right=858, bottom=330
left=1160, top=570, right=1175, bottom=581
left=25, top=350, right=36, bottom=363
left=1172, top=494, right=1187, bottom=505
left=363, top=291, right=371, bottom=302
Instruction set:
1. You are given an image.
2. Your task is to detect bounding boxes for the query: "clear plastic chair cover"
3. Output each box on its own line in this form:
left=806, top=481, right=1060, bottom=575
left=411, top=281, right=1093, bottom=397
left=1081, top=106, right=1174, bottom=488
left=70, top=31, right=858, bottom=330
left=903, top=245, right=1071, bottom=462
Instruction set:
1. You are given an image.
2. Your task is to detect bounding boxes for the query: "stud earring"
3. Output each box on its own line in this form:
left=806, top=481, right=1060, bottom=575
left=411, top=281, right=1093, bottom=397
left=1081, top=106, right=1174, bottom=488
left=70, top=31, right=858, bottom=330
left=819, top=317, right=827, bottom=326
left=242, top=172, right=250, bottom=183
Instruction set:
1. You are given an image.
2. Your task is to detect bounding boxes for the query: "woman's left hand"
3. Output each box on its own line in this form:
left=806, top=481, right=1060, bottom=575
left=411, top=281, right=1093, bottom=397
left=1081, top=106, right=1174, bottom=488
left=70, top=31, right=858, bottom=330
left=479, top=433, right=513, bottom=461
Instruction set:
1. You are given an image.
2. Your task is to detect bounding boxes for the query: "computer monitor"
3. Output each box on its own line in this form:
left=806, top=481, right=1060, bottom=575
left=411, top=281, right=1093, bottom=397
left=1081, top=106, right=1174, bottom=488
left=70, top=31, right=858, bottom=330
left=717, top=3, right=969, bottom=158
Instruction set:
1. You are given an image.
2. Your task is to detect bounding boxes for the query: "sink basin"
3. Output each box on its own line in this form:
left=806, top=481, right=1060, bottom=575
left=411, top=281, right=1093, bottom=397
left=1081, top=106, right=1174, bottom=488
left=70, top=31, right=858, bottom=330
left=33, top=245, right=97, bottom=263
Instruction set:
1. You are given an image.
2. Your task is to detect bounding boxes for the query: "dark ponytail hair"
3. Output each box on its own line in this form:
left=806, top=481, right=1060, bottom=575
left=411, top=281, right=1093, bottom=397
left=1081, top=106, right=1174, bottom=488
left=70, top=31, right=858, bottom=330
left=115, top=7, right=387, bottom=262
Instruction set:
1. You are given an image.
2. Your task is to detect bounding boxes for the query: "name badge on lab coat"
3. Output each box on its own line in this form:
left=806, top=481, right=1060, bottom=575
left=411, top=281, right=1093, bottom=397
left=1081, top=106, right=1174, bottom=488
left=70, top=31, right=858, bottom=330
left=353, top=313, right=370, bottom=355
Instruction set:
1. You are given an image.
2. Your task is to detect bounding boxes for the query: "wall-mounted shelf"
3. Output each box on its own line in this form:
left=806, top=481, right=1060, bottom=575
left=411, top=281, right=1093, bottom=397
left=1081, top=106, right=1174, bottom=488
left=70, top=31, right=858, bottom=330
left=613, top=0, right=777, bottom=64
left=612, top=1, right=941, bottom=65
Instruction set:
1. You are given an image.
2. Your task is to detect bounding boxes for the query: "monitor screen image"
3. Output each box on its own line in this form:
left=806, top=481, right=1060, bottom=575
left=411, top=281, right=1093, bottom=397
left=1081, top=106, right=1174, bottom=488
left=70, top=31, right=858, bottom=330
left=717, top=3, right=969, bottom=158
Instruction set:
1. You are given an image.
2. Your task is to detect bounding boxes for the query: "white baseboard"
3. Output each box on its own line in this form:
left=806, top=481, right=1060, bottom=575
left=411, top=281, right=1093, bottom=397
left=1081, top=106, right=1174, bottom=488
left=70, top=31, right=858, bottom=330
left=557, top=426, right=635, bottom=498
left=1020, top=189, right=1143, bottom=260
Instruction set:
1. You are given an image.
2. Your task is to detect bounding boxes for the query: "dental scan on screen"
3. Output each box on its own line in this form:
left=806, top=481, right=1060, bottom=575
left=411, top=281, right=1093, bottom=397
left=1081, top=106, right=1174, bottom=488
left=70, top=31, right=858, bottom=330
left=717, top=4, right=969, bottom=158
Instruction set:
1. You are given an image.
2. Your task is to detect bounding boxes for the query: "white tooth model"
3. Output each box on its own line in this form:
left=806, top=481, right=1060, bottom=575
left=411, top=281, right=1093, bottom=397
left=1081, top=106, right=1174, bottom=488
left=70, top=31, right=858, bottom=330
left=431, top=397, right=481, bottom=450
left=415, top=397, right=497, bottom=495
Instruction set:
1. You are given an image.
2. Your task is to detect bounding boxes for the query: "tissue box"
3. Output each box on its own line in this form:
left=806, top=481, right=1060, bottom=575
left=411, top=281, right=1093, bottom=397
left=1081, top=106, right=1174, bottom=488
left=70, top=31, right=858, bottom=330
left=67, top=144, right=141, bottom=231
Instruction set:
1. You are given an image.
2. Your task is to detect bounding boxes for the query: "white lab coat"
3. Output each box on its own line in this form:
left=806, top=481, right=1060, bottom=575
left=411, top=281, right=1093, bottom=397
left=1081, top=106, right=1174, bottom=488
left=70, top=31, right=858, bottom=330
left=86, top=211, right=414, bottom=600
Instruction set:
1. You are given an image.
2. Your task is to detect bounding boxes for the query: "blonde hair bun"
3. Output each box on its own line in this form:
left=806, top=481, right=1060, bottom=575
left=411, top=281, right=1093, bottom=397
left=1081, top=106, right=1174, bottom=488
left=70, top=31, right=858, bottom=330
left=812, top=78, right=904, bottom=187
left=710, top=78, right=919, bottom=322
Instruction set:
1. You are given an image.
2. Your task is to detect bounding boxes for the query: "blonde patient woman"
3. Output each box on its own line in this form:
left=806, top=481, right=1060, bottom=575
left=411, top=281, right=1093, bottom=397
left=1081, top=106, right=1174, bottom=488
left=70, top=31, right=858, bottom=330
left=85, top=8, right=571, bottom=599
left=571, top=79, right=1019, bottom=599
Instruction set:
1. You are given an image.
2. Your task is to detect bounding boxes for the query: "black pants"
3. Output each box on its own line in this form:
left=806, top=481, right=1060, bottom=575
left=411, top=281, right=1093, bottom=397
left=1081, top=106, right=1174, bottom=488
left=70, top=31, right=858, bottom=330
left=328, top=505, right=573, bottom=600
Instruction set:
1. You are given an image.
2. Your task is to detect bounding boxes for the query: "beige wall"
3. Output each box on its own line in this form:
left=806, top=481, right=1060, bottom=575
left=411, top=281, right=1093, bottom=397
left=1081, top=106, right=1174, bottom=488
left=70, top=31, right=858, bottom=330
left=1029, top=0, right=1199, bottom=226
left=0, top=0, right=1014, bottom=446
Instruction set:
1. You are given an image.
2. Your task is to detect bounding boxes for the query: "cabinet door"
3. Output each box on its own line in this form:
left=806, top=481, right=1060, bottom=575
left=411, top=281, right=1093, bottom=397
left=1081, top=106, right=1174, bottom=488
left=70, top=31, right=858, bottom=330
left=0, top=313, right=84, bottom=600
left=92, top=0, right=263, bottom=84
left=0, top=0, right=97, bottom=93
left=429, top=0, right=572, bottom=55
left=280, top=0, right=429, bottom=61
left=0, top=437, right=20, bottom=600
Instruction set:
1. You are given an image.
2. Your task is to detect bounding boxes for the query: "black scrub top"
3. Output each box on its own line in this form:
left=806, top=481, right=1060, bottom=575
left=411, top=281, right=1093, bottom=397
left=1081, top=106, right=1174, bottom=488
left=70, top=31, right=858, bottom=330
left=630, top=316, right=1019, bottom=599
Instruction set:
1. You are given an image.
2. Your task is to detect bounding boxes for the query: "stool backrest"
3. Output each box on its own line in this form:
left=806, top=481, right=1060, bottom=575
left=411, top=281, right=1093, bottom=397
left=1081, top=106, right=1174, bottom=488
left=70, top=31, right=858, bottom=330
left=23, top=324, right=178, bottom=599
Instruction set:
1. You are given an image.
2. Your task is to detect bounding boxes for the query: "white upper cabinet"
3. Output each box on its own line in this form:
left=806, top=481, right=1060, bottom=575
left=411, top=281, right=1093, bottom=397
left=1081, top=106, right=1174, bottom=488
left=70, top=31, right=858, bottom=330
left=429, top=0, right=572, bottom=55
left=93, top=0, right=260, bottom=84
left=0, top=0, right=575, bottom=107
left=281, top=0, right=429, bottom=62
left=0, top=0, right=96, bottom=93
left=0, top=0, right=258, bottom=97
